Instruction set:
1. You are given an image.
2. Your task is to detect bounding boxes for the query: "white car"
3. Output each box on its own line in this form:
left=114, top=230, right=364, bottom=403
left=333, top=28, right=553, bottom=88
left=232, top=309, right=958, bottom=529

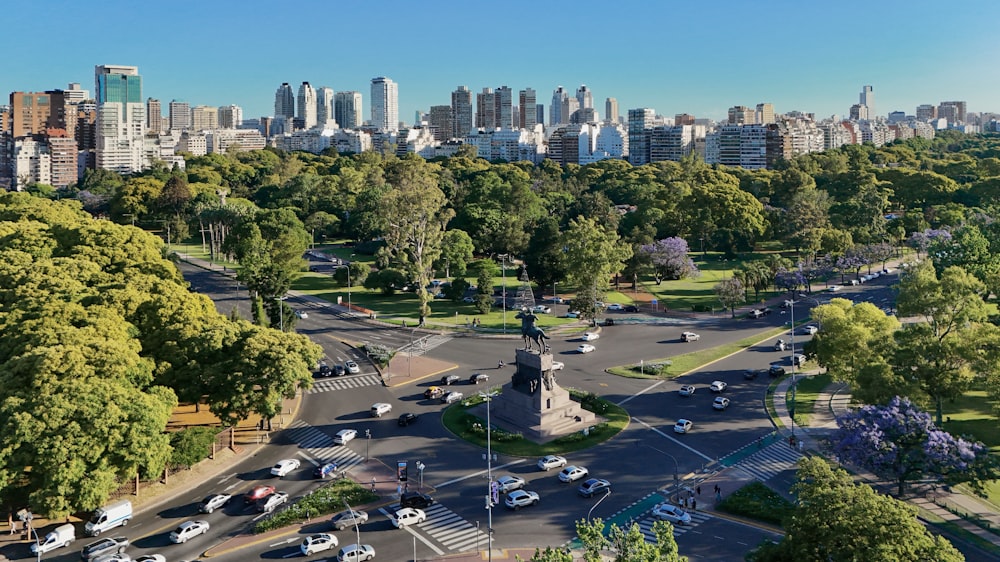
left=295, top=310, right=308, bottom=319
left=169, top=520, right=210, bottom=544
left=606, top=303, right=624, bottom=311
left=681, top=331, right=700, bottom=342
left=674, top=419, right=693, bottom=434
left=557, top=465, right=589, bottom=483
left=504, top=490, right=540, bottom=509
left=92, top=555, right=131, bottom=562
left=709, top=380, right=727, bottom=392
left=713, top=397, right=731, bottom=410
left=134, top=556, right=166, bottom=562
left=551, top=361, right=565, bottom=371
left=531, top=305, right=552, bottom=314
left=198, top=493, right=231, bottom=513
left=392, top=507, right=426, bottom=528
left=678, top=385, right=696, bottom=396
left=496, top=475, right=526, bottom=493
left=334, top=429, right=358, bottom=445
left=270, top=459, right=300, bottom=477
left=442, top=391, right=464, bottom=404
left=345, top=360, right=360, bottom=374
left=581, top=332, right=600, bottom=341
left=370, top=402, right=392, bottom=417
left=336, top=543, right=375, bottom=562
left=652, top=502, right=692, bottom=525
left=257, top=491, right=289, bottom=513
left=537, top=455, right=567, bottom=471
left=577, top=344, right=596, bottom=354
left=801, top=325, right=819, bottom=335
left=300, top=533, right=338, bottom=556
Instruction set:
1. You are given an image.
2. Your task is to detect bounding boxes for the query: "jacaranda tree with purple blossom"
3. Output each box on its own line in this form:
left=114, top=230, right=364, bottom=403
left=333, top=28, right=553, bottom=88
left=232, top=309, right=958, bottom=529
left=639, top=237, right=699, bottom=285
left=774, top=268, right=806, bottom=293
left=832, top=396, right=997, bottom=497
left=906, top=228, right=951, bottom=258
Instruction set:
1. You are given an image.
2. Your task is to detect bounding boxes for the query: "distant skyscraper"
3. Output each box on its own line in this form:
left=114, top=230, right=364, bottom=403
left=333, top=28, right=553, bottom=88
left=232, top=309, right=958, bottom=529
left=495, top=86, right=513, bottom=129
left=916, top=104, right=937, bottom=121
left=218, top=105, right=242, bottom=129
left=428, top=105, right=451, bottom=142
left=860, top=85, right=874, bottom=117
left=476, top=88, right=496, bottom=129
left=727, top=106, right=753, bottom=125
left=451, top=86, right=473, bottom=137
left=536, top=104, right=544, bottom=128
left=9, top=91, right=67, bottom=137
left=519, top=88, right=537, bottom=130
left=316, top=87, right=334, bottom=126
left=274, top=83, right=295, bottom=120
left=95, top=64, right=145, bottom=173
left=64, top=83, right=89, bottom=103
left=939, top=101, right=967, bottom=123
left=334, top=91, right=362, bottom=129
left=192, top=106, right=218, bottom=130
left=370, top=77, right=398, bottom=132
left=169, top=100, right=192, bottom=131
left=628, top=108, right=656, bottom=166
left=297, top=82, right=317, bottom=129
left=605, top=98, right=619, bottom=124
left=146, top=98, right=162, bottom=134
left=550, top=86, right=568, bottom=126
left=756, top=103, right=775, bottom=124
left=576, top=85, right=593, bottom=110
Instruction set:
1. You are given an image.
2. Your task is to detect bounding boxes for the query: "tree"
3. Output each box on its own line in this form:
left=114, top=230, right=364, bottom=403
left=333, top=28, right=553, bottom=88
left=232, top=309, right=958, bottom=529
left=474, top=267, right=493, bottom=314
left=639, top=237, right=699, bottom=284
left=362, top=267, right=408, bottom=295
left=714, top=277, right=745, bottom=317
left=832, top=396, right=997, bottom=496
left=559, top=216, right=633, bottom=324
left=436, top=229, right=474, bottom=277
left=575, top=517, right=608, bottom=562
left=748, top=456, right=965, bottom=562
left=738, top=261, right=773, bottom=302
left=810, top=299, right=900, bottom=387
left=521, top=547, right=573, bottom=562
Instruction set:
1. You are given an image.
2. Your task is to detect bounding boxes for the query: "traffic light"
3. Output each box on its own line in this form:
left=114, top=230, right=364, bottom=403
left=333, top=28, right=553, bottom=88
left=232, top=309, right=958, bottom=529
left=397, top=461, right=408, bottom=482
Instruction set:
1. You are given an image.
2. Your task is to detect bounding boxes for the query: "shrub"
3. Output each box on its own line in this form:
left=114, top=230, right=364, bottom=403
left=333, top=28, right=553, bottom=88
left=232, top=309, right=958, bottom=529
left=629, top=362, right=671, bottom=376
left=169, top=426, right=218, bottom=469
left=716, top=481, right=794, bottom=526
left=361, top=342, right=394, bottom=367
left=254, top=478, right=378, bottom=533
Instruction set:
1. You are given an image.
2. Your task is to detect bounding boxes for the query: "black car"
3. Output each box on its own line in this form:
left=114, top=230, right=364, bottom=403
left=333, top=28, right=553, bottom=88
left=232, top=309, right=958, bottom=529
left=399, top=492, right=434, bottom=509
left=318, top=363, right=332, bottom=377
left=769, top=365, right=787, bottom=377
left=441, top=375, right=460, bottom=385
left=397, top=413, right=418, bottom=426
left=469, top=373, right=489, bottom=384
left=81, top=537, right=129, bottom=561
left=624, top=305, right=639, bottom=313
left=743, top=369, right=767, bottom=380
left=333, top=364, right=346, bottom=376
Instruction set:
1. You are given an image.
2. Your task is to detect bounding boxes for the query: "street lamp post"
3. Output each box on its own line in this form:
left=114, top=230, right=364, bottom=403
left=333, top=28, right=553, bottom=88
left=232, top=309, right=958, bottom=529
left=644, top=443, right=680, bottom=493
left=342, top=499, right=361, bottom=549
left=336, top=264, right=352, bottom=313
left=498, top=254, right=508, bottom=334
left=408, top=328, right=416, bottom=378
left=273, top=296, right=286, bottom=332
left=365, top=429, right=371, bottom=462
left=789, top=298, right=796, bottom=438
left=416, top=461, right=425, bottom=490
left=480, top=390, right=499, bottom=562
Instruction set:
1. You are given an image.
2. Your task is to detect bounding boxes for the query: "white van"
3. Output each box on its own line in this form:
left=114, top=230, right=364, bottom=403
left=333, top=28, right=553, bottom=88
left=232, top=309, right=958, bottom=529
left=84, top=499, right=133, bottom=536
left=31, top=523, right=75, bottom=554
left=370, top=403, right=392, bottom=417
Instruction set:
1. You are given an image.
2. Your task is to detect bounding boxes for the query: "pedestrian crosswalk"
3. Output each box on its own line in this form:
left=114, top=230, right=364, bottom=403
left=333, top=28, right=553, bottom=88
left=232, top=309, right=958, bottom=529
left=383, top=501, right=484, bottom=552
left=732, top=441, right=804, bottom=482
left=284, top=420, right=365, bottom=471
left=308, top=374, right=382, bottom=394
left=636, top=510, right=713, bottom=541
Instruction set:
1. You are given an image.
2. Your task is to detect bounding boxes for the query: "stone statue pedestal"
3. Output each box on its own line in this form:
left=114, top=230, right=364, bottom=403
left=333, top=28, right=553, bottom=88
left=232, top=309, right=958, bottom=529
left=477, top=349, right=599, bottom=443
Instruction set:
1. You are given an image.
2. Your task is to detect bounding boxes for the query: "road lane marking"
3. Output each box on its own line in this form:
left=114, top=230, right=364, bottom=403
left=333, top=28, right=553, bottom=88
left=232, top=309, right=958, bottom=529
left=434, top=459, right=524, bottom=488
left=224, top=482, right=239, bottom=491
left=633, top=417, right=714, bottom=462
left=617, top=380, right=665, bottom=406
left=217, top=473, right=235, bottom=484
left=378, top=507, right=445, bottom=555
left=270, top=537, right=298, bottom=547
left=296, top=451, right=320, bottom=466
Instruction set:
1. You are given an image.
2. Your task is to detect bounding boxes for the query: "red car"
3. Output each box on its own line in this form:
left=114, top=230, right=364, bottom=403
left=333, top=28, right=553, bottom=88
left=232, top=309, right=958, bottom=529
left=244, top=485, right=275, bottom=504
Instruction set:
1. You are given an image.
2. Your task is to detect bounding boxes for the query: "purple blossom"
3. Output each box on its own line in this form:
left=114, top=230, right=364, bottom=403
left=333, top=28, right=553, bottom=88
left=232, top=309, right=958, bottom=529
left=639, top=237, right=699, bottom=284
left=906, top=229, right=952, bottom=255
left=775, top=268, right=806, bottom=292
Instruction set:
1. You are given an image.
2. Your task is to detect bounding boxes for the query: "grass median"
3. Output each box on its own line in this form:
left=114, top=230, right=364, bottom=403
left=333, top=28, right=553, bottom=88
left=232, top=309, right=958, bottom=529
left=606, top=325, right=792, bottom=380
left=253, top=478, right=378, bottom=534
left=441, top=389, right=629, bottom=456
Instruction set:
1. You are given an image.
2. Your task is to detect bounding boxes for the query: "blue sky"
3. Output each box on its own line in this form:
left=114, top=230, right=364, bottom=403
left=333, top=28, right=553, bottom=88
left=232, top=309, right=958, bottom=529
left=5, top=0, right=999, bottom=123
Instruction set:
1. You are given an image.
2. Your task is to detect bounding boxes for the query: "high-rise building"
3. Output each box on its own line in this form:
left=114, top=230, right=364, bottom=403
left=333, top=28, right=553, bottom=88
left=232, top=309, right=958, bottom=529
left=146, top=98, right=162, bottom=134
left=519, top=88, right=537, bottom=130
left=428, top=105, right=452, bottom=142
left=576, top=85, right=593, bottom=110
left=297, top=82, right=317, bottom=129
left=476, top=88, right=496, bottom=129
left=451, top=86, right=473, bottom=137
left=169, top=100, right=191, bottom=131
left=605, top=98, right=619, bottom=124
left=916, top=104, right=937, bottom=121
left=756, top=103, right=775, bottom=125
left=95, top=64, right=146, bottom=173
left=370, top=77, right=398, bottom=132
left=274, top=83, right=295, bottom=120
left=495, top=86, right=513, bottom=129
left=64, top=83, right=89, bottom=104
left=675, top=113, right=695, bottom=126
left=9, top=91, right=68, bottom=137
left=334, top=91, right=362, bottom=129
left=192, top=106, right=218, bottom=131
left=860, top=85, right=874, bottom=117
left=217, top=104, right=242, bottom=129
left=939, top=101, right=967, bottom=123
left=550, top=86, right=569, bottom=126
left=536, top=104, right=544, bottom=128
left=316, top=87, right=334, bottom=126
left=728, top=106, right=754, bottom=125
left=628, top=108, right=656, bottom=165
left=849, top=104, right=869, bottom=121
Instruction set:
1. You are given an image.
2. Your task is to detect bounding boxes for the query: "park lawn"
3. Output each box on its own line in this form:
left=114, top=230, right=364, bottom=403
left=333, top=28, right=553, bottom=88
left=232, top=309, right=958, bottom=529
left=786, top=373, right=832, bottom=428
left=941, top=388, right=1000, bottom=454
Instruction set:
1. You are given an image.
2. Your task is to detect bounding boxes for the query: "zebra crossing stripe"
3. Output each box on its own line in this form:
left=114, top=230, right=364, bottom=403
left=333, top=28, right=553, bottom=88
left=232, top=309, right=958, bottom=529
left=308, top=374, right=382, bottom=394
left=733, top=442, right=803, bottom=482
left=385, top=502, right=483, bottom=552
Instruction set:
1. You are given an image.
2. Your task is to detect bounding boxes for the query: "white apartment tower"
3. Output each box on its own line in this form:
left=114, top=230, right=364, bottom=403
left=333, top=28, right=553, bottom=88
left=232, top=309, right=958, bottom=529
left=316, top=87, right=335, bottom=127
left=169, top=100, right=192, bottom=131
left=95, top=64, right=146, bottom=173
left=298, top=82, right=317, bottom=129
left=576, top=85, right=593, bottom=110
left=627, top=108, right=656, bottom=165
left=370, top=77, right=398, bottom=132
left=335, top=91, right=363, bottom=129
left=218, top=104, right=243, bottom=129
left=191, top=106, right=218, bottom=131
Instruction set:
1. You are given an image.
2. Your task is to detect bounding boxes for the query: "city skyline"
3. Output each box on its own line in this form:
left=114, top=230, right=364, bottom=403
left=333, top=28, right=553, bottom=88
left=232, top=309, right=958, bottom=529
left=4, top=1, right=999, bottom=123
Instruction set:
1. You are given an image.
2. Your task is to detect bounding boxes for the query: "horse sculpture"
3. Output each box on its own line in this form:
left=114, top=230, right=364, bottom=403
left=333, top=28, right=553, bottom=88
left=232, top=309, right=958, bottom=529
left=516, top=309, right=550, bottom=353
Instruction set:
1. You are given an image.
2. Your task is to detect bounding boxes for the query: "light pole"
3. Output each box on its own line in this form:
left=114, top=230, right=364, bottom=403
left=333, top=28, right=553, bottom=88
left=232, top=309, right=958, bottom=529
left=644, top=443, right=680, bottom=493
left=480, top=389, right=499, bottom=562
left=336, top=264, right=352, bottom=313
left=498, top=254, right=508, bottom=334
left=273, top=295, right=287, bottom=332
left=365, top=429, right=371, bottom=462
left=588, top=488, right=612, bottom=521
left=341, top=498, right=361, bottom=549
left=416, top=461, right=425, bottom=490
left=408, top=328, right=416, bottom=378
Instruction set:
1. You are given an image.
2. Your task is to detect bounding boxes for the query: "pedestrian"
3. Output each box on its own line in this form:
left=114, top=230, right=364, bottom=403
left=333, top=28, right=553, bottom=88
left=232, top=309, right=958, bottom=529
left=715, top=491, right=722, bottom=503
left=696, top=486, right=701, bottom=496
left=692, top=498, right=697, bottom=511
left=713, top=484, right=719, bottom=494
left=7, top=511, right=13, bottom=535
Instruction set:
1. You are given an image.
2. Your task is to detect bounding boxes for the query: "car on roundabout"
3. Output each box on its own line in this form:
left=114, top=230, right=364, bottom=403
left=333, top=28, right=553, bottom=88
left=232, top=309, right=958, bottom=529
left=709, top=380, right=727, bottom=392
left=400, top=492, right=435, bottom=509
left=294, top=310, right=308, bottom=319
left=504, top=490, right=540, bottom=509
left=558, top=465, right=589, bottom=483
left=678, top=385, right=696, bottom=396
left=169, top=520, right=210, bottom=543
left=441, top=374, right=461, bottom=385
left=314, top=462, right=339, bottom=479
left=442, top=391, right=464, bottom=404
left=198, top=493, right=231, bottom=514
left=577, top=478, right=611, bottom=497
left=744, top=369, right=766, bottom=380
left=673, top=419, right=693, bottom=434
left=334, top=429, right=358, bottom=445
left=345, top=360, right=360, bottom=374
left=423, top=386, right=444, bottom=399
left=469, top=373, right=489, bottom=384
left=81, top=538, right=129, bottom=561
left=712, top=397, right=731, bottom=410
left=551, top=361, right=565, bottom=371
left=496, top=475, right=526, bottom=493
left=800, top=324, right=819, bottom=335
left=134, top=556, right=166, bottom=562
left=538, top=455, right=567, bottom=471
left=270, top=459, right=300, bottom=477
left=680, top=331, right=700, bottom=342
left=331, top=509, right=369, bottom=531
left=397, top=413, right=418, bottom=426
left=606, top=303, right=624, bottom=311
left=581, top=332, right=600, bottom=341
left=531, top=305, right=552, bottom=314
left=92, top=554, right=130, bottom=562
left=333, top=364, right=346, bottom=376
left=652, top=503, right=692, bottom=525
left=301, top=533, right=338, bottom=556
left=769, top=365, right=787, bottom=377
left=577, top=343, right=596, bottom=353
left=392, top=507, right=426, bottom=528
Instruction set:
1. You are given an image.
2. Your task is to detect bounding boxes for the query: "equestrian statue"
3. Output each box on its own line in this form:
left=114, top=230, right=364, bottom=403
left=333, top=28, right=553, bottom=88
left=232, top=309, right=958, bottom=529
left=516, top=308, right=550, bottom=353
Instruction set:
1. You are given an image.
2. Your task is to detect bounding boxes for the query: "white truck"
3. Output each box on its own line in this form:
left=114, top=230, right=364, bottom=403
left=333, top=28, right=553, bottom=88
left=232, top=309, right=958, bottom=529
left=84, top=499, right=132, bottom=536
left=30, top=523, right=75, bottom=554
